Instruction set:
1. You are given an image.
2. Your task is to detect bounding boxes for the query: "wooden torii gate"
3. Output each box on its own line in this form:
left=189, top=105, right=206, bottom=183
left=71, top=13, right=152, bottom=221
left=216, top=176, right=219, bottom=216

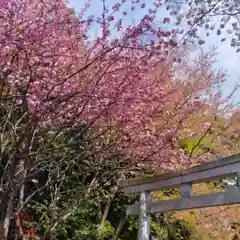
left=119, top=154, right=240, bottom=240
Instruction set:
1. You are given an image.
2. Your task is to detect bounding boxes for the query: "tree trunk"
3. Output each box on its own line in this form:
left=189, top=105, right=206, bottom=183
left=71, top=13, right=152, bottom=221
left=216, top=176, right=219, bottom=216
left=15, top=159, right=28, bottom=240
left=3, top=193, right=15, bottom=239
left=1, top=158, right=27, bottom=240
left=100, top=187, right=118, bottom=230
left=100, top=198, right=112, bottom=229
left=0, top=219, right=7, bottom=240
left=113, top=217, right=126, bottom=240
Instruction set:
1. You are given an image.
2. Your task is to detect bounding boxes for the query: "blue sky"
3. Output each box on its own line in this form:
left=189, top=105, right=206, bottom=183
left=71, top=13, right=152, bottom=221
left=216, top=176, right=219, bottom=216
left=197, top=19, right=240, bottom=103
left=68, top=0, right=240, bottom=102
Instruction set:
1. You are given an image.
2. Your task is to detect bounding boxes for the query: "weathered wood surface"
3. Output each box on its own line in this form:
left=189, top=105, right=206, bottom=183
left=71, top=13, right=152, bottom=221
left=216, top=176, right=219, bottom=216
left=127, top=187, right=240, bottom=215
left=138, top=191, right=151, bottom=240
left=119, top=154, right=240, bottom=193
left=180, top=183, right=192, bottom=197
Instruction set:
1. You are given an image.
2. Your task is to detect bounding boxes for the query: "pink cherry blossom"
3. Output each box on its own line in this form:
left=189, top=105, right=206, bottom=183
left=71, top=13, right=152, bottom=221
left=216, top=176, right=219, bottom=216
left=0, top=0, right=225, bottom=169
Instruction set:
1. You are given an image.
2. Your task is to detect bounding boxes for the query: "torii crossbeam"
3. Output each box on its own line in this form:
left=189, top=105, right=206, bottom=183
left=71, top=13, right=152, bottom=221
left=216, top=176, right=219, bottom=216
left=119, top=154, right=240, bottom=240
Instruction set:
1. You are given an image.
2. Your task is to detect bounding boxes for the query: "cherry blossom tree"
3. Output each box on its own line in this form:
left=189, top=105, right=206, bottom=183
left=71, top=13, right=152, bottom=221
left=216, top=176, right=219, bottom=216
left=167, top=0, right=240, bottom=50
left=0, top=0, right=235, bottom=239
